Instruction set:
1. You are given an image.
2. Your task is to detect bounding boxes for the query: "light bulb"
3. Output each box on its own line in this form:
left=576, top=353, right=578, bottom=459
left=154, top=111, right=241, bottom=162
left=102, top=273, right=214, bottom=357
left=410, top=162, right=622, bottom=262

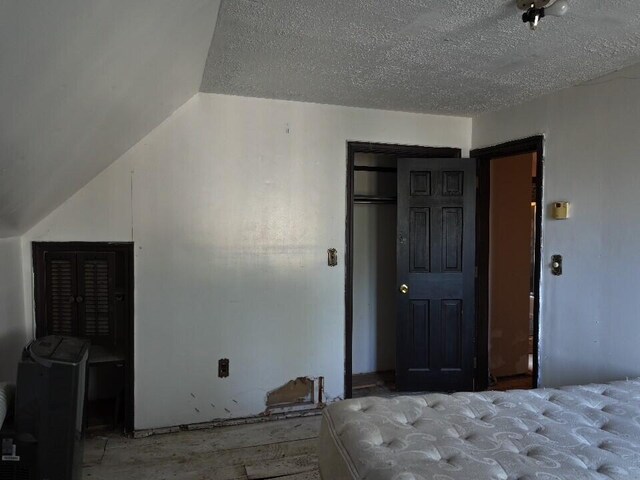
left=545, top=0, right=569, bottom=17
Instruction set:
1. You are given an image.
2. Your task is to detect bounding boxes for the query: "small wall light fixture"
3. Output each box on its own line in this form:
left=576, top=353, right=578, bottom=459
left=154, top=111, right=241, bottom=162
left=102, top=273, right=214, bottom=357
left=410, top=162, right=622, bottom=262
left=517, top=0, right=569, bottom=30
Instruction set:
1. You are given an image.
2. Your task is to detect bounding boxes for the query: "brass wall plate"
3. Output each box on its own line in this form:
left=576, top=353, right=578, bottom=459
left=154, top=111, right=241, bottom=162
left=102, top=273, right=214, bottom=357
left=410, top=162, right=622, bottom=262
left=552, top=201, right=570, bottom=219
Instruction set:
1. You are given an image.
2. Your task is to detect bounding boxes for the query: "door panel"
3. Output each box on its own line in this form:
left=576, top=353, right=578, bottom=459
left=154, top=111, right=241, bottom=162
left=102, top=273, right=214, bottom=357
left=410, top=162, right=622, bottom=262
left=77, top=252, right=117, bottom=346
left=45, top=252, right=78, bottom=336
left=39, top=249, right=119, bottom=347
left=410, top=208, right=430, bottom=271
left=397, top=158, right=476, bottom=392
left=441, top=299, right=463, bottom=369
left=442, top=208, right=463, bottom=271
left=410, top=300, right=430, bottom=369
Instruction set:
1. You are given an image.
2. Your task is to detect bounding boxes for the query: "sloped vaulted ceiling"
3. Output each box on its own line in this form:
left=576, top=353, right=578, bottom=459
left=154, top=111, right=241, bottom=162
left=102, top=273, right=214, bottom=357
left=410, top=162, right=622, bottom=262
left=0, top=0, right=221, bottom=237
left=5, top=0, right=640, bottom=237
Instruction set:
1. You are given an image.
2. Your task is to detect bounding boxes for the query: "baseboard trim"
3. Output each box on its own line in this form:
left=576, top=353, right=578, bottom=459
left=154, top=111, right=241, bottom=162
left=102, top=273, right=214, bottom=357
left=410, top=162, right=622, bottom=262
left=132, top=405, right=325, bottom=439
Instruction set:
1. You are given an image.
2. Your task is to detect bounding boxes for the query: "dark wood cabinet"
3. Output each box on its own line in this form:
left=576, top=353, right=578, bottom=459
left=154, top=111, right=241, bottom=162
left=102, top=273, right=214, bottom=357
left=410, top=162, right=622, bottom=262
left=33, top=242, right=133, bottom=431
left=41, top=250, right=119, bottom=346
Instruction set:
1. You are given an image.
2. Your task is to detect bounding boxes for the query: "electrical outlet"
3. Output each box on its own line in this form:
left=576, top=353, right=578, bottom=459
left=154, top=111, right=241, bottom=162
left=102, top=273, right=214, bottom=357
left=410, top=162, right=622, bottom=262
left=218, top=358, right=229, bottom=378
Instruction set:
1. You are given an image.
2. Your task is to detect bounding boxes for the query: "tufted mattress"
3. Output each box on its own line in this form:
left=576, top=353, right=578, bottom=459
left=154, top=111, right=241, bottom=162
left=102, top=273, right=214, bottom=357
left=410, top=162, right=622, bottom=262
left=319, top=379, right=640, bottom=480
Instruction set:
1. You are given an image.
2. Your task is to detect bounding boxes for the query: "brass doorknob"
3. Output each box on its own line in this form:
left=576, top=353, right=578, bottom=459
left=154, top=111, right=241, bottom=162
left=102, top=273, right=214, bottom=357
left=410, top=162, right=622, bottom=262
left=399, top=284, right=409, bottom=294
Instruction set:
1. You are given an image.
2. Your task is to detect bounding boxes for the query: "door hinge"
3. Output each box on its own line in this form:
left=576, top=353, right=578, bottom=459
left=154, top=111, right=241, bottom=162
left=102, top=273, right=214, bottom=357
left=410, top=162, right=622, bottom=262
left=473, top=357, right=477, bottom=369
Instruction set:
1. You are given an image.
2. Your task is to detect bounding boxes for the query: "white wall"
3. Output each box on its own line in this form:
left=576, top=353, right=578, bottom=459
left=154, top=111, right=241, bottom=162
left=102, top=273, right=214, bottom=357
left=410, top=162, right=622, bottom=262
left=24, top=93, right=471, bottom=430
left=0, top=238, right=26, bottom=382
left=473, top=62, right=640, bottom=388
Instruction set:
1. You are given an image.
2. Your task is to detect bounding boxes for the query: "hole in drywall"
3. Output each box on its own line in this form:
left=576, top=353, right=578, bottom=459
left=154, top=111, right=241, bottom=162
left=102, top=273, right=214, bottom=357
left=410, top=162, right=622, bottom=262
left=266, top=377, right=315, bottom=408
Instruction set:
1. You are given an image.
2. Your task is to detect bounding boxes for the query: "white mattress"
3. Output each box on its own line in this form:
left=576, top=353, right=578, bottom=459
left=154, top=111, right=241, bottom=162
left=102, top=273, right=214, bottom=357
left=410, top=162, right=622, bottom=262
left=319, top=379, right=640, bottom=480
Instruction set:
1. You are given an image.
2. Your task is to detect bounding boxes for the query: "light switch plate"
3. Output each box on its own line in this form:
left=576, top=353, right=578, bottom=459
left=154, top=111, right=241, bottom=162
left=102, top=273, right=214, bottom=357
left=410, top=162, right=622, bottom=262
left=551, top=255, right=563, bottom=276
left=327, top=248, right=338, bottom=267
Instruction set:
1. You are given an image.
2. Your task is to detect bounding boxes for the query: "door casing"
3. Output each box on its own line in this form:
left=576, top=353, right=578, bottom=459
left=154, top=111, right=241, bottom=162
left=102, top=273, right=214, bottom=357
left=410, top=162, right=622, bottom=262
left=471, top=136, right=544, bottom=391
left=345, top=137, right=544, bottom=397
left=344, top=142, right=462, bottom=399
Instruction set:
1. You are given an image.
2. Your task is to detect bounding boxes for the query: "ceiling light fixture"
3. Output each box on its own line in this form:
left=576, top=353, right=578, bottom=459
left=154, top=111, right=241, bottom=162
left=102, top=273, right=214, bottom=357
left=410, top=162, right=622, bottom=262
left=517, top=0, right=569, bottom=30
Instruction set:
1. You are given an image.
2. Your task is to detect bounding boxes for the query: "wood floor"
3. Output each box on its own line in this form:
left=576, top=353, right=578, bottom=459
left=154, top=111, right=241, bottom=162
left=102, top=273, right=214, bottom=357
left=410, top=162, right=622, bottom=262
left=490, top=373, right=533, bottom=391
left=83, top=365, right=535, bottom=479
left=352, top=370, right=396, bottom=398
left=83, top=415, right=322, bottom=480
left=489, top=353, right=535, bottom=391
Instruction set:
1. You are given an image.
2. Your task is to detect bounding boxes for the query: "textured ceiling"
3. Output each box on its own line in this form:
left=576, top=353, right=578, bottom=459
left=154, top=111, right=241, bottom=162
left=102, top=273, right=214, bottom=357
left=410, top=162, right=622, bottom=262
left=0, top=0, right=221, bottom=237
left=201, top=0, right=640, bottom=115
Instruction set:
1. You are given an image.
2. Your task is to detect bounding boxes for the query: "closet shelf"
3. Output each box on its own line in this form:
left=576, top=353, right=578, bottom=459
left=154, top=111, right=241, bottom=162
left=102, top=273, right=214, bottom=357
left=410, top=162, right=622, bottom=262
left=354, top=166, right=397, bottom=173
left=354, top=195, right=397, bottom=204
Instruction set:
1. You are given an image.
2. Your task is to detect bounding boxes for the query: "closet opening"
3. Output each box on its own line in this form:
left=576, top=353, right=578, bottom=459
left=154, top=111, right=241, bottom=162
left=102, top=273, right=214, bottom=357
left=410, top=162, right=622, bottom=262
left=351, top=152, right=398, bottom=397
left=344, top=142, right=463, bottom=399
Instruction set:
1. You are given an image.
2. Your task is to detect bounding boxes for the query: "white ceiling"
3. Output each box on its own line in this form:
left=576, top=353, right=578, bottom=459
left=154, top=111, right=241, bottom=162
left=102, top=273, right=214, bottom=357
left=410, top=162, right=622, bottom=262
left=201, top=0, right=640, bottom=115
left=0, top=0, right=221, bottom=237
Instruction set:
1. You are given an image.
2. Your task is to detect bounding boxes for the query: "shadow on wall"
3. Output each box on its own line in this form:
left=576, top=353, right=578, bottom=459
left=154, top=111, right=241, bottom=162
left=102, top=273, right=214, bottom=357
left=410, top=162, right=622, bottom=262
left=0, top=329, right=28, bottom=383
left=375, top=205, right=396, bottom=372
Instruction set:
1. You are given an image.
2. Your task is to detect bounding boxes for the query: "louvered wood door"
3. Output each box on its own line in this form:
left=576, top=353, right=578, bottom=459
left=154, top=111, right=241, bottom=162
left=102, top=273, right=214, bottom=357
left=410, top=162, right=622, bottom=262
left=45, top=252, right=79, bottom=337
left=77, top=252, right=116, bottom=345
left=42, top=251, right=117, bottom=346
